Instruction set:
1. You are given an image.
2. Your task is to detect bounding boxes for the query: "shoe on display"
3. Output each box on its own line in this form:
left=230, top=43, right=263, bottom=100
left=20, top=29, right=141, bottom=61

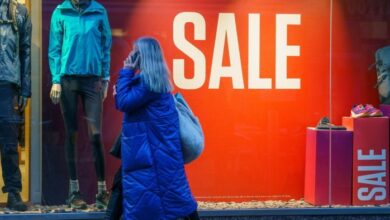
left=351, top=104, right=370, bottom=118
left=6, top=191, right=27, bottom=211
left=364, top=104, right=383, bottom=117
left=316, top=117, right=346, bottom=130
left=67, top=191, right=87, bottom=209
left=96, top=190, right=110, bottom=210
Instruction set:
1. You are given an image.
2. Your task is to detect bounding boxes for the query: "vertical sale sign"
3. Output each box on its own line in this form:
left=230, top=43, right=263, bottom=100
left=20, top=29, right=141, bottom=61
left=118, top=0, right=331, bottom=201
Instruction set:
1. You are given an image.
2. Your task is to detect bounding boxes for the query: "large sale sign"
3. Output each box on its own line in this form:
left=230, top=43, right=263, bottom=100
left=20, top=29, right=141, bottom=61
left=109, top=0, right=332, bottom=201
left=173, top=13, right=302, bottom=90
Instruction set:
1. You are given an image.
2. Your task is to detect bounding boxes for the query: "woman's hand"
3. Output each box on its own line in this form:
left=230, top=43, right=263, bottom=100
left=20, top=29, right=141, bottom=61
left=124, top=50, right=140, bottom=70
left=113, top=85, right=117, bottom=97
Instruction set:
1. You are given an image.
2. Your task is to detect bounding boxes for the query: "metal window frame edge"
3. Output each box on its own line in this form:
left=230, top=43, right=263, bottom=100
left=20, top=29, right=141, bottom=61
left=30, top=0, right=42, bottom=204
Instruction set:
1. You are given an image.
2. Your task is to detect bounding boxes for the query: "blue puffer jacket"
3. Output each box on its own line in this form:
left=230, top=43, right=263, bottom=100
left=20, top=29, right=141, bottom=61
left=115, top=68, right=197, bottom=220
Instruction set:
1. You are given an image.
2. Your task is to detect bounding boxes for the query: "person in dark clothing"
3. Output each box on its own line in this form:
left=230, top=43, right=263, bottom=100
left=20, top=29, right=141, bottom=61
left=105, top=167, right=123, bottom=220
left=0, top=0, right=31, bottom=212
left=105, top=133, right=123, bottom=220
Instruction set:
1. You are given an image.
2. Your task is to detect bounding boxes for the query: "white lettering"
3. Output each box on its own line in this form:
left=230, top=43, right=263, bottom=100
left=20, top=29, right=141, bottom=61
left=248, top=13, right=272, bottom=89
left=173, top=12, right=206, bottom=89
left=358, top=187, right=386, bottom=201
left=209, top=13, right=244, bottom=89
left=358, top=161, right=386, bottom=171
left=358, top=172, right=386, bottom=187
left=358, top=149, right=386, bottom=160
left=275, top=14, right=301, bottom=89
left=172, top=12, right=302, bottom=90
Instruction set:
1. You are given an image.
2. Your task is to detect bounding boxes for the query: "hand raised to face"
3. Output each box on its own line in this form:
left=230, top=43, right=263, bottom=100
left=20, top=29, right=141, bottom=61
left=124, top=49, right=140, bottom=70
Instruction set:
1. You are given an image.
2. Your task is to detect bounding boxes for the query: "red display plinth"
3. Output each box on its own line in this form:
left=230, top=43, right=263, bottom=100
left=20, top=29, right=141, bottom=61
left=304, top=128, right=353, bottom=205
left=342, top=117, right=389, bottom=205
left=380, top=105, right=390, bottom=117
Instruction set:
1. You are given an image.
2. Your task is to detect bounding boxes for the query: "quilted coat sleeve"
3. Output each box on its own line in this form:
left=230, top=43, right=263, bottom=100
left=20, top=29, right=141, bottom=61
left=115, top=69, right=158, bottom=113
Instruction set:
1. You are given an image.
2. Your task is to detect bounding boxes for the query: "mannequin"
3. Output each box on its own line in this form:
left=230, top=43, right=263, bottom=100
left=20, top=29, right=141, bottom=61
left=0, top=0, right=31, bottom=212
left=48, top=0, right=111, bottom=209
left=70, top=0, right=91, bottom=10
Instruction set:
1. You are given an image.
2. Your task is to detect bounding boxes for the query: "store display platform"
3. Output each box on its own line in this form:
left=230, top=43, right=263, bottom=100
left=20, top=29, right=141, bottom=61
left=305, top=128, right=353, bottom=205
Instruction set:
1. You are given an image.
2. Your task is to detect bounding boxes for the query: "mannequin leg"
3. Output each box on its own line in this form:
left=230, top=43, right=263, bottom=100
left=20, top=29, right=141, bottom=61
left=0, top=83, right=22, bottom=193
left=80, top=77, right=105, bottom=181
left=60, top=77, right=88, bottom=209
left=0, top=82, right=26, bottom=211
left=0, top=123, right=21, bottom=194
left=80, top=77, right=108, bottom=208
left=60, top=77, right=79, bottom=181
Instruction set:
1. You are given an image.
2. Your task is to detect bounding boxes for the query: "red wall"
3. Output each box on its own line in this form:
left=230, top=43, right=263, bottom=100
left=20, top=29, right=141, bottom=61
left=109, top=0, right=331, bottom=201
left=42, top=0, right=388, bottom=204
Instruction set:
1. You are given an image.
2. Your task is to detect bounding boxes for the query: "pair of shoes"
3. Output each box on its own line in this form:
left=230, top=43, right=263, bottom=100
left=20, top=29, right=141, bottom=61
left=67, top=191, right=87, bottom=209
left=6, top=191, right=27, bottom=211
left=96, top=190, right=110, bottom=209
left=316, top=117, right=346, bottom=130
left=351, top=104, right=383, bottom=118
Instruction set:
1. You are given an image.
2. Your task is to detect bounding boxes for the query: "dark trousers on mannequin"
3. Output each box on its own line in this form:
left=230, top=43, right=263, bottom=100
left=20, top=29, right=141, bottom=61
left=60, top=76, right=106, bottom=182
left=0, top=82, right=22, bottom=193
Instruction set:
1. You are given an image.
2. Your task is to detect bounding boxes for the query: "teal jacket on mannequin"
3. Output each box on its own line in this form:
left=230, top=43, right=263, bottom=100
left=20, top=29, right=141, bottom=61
left=48, top=0, right=112, bottom=84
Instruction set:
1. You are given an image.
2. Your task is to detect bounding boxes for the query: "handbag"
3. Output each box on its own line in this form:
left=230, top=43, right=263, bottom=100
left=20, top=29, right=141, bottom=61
left=374, top=46, right=390, bottom=104
left=174, top=93, right=204, bottom=164
left=109, top=131, right=122, bottom=159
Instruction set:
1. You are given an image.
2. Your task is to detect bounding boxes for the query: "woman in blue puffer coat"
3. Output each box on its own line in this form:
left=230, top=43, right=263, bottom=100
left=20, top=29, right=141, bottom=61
left=114, top=37, right=199, bottom=220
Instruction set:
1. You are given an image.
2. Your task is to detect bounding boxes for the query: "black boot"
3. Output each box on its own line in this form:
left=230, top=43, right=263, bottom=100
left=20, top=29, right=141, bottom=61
left=105, top=186, right=122, bottom=219
left=6, top=191, right=27, bottom=211
left=105, top=168, right=123, bottom=219
left=184, top=210, right=200, bottom=220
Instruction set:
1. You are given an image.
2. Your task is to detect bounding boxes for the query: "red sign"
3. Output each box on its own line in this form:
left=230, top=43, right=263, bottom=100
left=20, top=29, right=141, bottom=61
left=108, top=0, right=332, bottom=201
left=343, top=117, right=389, bottom=205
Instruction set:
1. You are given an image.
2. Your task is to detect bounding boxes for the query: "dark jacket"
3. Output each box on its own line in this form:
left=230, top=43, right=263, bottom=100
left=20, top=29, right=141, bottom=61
left=115, top=68, right=197, bottom=220
left=0, top=0, right=32, bottom=97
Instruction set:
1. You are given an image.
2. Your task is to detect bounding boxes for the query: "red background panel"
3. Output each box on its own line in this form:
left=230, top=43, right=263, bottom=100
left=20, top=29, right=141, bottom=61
left=41, top=0, right=390, bottom=204
left=121, top=0, right=331, bottom=201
